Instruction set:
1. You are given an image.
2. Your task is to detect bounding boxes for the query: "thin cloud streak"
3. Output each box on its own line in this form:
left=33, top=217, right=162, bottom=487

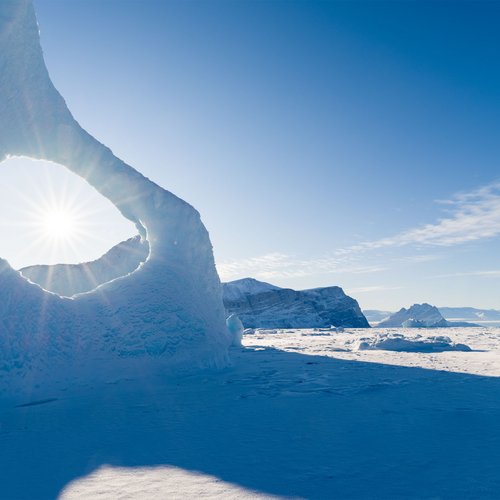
left=217, top=252, right=385, bottom=282
left=347, top=285, right=402, bottom=294
left=218, top=181, right=500, bottom=282
left=361, top=181, right=500, bottom=249
left=398, top=254, right=442, bottom=264
left=430, top=270, right=500, bottom=279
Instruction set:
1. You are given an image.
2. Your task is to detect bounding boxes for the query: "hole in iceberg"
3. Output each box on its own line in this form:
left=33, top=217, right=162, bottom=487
left=0, top=156, right=149, bottom=297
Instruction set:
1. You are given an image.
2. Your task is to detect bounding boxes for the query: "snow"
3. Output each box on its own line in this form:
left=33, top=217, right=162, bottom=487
left=20, top=236, right=149, bottom=297
left=357, top=332, right=472, bottom=352
left=60, top=466, right=274, bottom=499
left=226, top=314, right=244, bottom=347
left=0, top=0, right=230, bottom=395
left=3, top=2, right=500, bottom=499
left=2, top=326, right=500, bottom=499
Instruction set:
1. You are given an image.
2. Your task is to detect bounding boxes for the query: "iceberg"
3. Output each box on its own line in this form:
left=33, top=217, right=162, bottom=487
left=0, top=0, right=230, bottom=394
left=226, top=314, right=244, bottom=347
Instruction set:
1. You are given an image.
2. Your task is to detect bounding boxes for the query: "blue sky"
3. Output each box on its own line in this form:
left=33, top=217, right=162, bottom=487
left=2, top=0, right=499, bottom=310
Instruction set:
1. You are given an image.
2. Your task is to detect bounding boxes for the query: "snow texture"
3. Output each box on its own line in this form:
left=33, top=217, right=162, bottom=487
left=0, top=0, right=230, bottom=394
left=357, top=332, right=472, bottom=352
left=2, top=327, right=500, bottom=499
left=21, top=236, right=149, bottom=297
left=226, top=314, right=244, bottom=347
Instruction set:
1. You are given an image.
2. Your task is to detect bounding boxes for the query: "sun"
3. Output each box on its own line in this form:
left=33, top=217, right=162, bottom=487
left=41, top=209, right=77, bottom=240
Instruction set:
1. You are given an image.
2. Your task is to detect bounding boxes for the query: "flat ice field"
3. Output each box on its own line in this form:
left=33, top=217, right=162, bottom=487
left=2, top=327, right=500, bottom=499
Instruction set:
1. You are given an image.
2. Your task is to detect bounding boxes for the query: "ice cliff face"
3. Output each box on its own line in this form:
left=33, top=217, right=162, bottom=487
left=20, top=236, right=149, bottom=297
left=378, top=303, right=447, bottom=328
left=0, top=0, right=229, bottom=394
left=223, top=279, right=370, bottom=329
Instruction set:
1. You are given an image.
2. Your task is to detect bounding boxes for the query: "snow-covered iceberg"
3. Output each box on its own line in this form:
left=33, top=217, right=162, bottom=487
left=357, top=333, right=471, bottom=352
left=378, top=303, right=448, bottom=328
left=0, top=0, right=230, bottom=393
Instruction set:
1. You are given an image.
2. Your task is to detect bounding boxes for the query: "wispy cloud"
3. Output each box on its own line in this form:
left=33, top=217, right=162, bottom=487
left=218, top=181, right=500, bottom=281
left=361, top=181, right=500, bottom=249
left=217, top=253, right=385, bottom=282
left=430, top=270, right=500, bottom=279
left=398, top=254, right=442, bottom=264
left=217, top=253, right=304, bottom=280
left=347, top=285, right=402, bottom=294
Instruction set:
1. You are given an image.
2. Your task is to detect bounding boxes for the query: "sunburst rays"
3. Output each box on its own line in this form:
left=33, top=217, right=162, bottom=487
left=0, top=156, right=137, bottom=269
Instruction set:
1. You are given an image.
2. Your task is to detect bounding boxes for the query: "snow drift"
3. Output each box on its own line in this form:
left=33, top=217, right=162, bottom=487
left=0, top=0, right=229, bottom=393
left=357, top=333, right=472, bottom=352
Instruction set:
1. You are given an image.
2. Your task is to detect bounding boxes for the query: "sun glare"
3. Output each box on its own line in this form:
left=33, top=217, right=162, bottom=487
left=42, top=210, right=76, bottom=239
left=0, top=157, right=138, bottom=269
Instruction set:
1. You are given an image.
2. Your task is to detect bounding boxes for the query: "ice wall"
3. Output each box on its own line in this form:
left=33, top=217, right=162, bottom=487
left=20, top=236, right=150, bottom=297
left=0, top=0, right=230, bottom=393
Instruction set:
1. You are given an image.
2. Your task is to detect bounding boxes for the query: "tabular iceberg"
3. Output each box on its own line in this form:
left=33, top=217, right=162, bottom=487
left=222, top=278, right=370, bottom=329
left=0, top=0, right=230, bottom=393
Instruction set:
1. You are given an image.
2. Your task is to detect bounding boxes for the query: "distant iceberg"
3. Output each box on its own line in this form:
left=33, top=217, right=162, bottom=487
left=379, top=303, right=448, bottom=328
left=222, top=278, right=370, bottom=329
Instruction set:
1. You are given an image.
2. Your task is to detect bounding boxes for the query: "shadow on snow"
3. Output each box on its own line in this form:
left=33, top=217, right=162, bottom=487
left=1, top=346, right=500, bottom=499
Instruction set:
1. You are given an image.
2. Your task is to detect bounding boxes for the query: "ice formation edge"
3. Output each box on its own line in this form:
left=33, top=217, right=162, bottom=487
left=0, top=0, right=230, bottom=393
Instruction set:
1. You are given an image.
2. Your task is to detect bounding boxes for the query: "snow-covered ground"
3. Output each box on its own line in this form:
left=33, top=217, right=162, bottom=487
left=2, top=327, right=500, bottom=499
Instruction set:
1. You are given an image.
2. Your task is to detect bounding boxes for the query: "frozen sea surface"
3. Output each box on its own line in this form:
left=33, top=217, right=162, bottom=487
left=2, top=327, right=500, bottom=499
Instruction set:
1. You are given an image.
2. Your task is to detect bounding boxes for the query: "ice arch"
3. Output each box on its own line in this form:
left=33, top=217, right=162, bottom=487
left=20, top=236, right=150, bottom=297
left=0, top=156, right=140, bottom=269
left=0, top=0, right=229, bottom=392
